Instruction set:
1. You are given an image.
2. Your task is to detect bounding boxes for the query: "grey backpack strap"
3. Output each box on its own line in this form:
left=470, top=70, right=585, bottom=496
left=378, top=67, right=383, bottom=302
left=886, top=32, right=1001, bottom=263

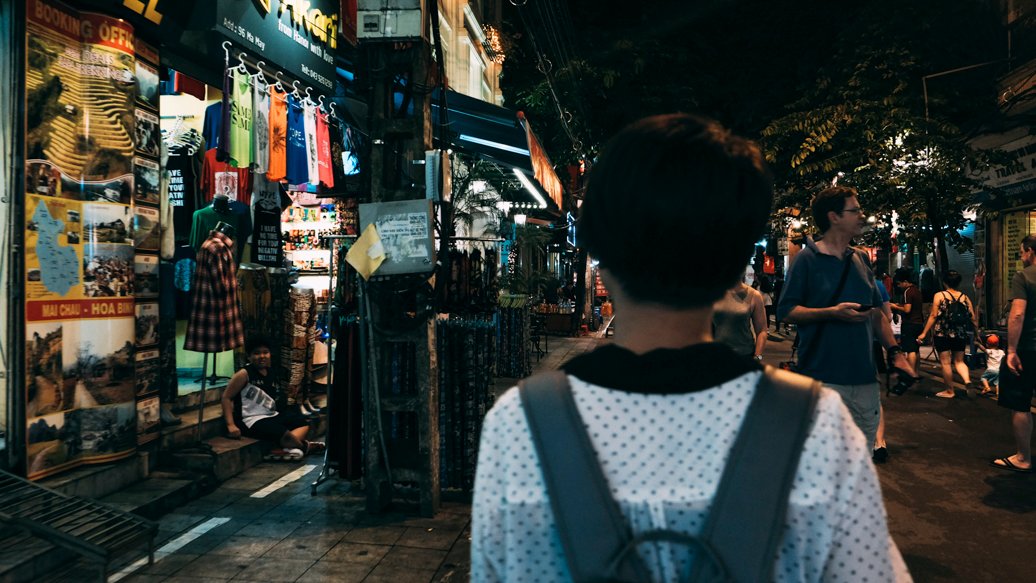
left=691, top=366, right=821, bottom=582
left=519, top=371, right=650, bottom=583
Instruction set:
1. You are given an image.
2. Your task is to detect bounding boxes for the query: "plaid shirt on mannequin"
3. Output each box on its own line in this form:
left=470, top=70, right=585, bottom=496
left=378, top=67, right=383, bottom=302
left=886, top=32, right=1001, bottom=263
left=184, top=231, right=245, bottom=353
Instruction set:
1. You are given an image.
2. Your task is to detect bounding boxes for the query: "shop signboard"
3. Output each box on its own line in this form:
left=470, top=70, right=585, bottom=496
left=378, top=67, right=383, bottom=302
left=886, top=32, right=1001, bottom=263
left=24, top=0, right=140, bottom=479
left=215, top=0, right=340, bottom=91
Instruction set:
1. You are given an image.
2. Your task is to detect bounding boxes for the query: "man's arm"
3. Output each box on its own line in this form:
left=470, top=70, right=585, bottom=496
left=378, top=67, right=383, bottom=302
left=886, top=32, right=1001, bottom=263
left=784, top=303, right=872, bottom=324
left=750, top=289, right=768, bottom=358
left=1006, top=298, right=1027, bottom=374
left=222, top=370, right=247, bottom=439
left=889, top=300, right=912, bottom=314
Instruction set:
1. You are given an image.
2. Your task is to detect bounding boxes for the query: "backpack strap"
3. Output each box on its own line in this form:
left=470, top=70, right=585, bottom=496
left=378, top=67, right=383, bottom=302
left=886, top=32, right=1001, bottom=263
left=690, top=366, right=821, bottom=582
left=519, top=371, right=650, bottom=583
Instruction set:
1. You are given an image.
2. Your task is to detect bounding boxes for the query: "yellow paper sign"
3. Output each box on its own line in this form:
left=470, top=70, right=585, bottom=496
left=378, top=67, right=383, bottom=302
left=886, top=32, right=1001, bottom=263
left=346, top=224, right=386, bottom=280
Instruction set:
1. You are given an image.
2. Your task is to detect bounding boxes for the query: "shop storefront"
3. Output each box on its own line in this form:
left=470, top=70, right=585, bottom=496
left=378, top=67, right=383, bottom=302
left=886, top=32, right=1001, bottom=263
left=6, top=0, right=359, bottom=479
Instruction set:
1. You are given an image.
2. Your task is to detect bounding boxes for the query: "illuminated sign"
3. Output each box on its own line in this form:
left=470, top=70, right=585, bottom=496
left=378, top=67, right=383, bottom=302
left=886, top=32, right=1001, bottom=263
left=216, top=0, right=339, bottom=91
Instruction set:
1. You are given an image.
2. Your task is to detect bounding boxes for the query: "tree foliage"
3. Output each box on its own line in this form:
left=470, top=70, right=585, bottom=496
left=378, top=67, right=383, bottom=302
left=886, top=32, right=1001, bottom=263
left=502, top=0, right=1010, bottom=271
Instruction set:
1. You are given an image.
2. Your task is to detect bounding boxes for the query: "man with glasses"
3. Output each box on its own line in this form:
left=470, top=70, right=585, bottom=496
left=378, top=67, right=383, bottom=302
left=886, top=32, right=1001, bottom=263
left=778, top=186, right=913, bottom=452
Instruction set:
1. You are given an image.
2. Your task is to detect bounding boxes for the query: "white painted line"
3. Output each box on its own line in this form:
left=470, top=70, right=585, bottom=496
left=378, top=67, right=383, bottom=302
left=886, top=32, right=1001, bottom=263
left=109, top=516, right=230, bottom=582
left=250, top=464, right=318, bottom=499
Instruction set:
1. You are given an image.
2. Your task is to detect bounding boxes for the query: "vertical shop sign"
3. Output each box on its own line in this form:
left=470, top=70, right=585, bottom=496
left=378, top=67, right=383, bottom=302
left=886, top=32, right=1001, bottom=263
left=24, top=0, right=139, bottom=479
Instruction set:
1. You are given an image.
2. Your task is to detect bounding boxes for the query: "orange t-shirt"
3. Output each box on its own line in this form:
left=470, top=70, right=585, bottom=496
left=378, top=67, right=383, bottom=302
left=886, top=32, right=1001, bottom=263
left=267, top=86, right=288, bottom=181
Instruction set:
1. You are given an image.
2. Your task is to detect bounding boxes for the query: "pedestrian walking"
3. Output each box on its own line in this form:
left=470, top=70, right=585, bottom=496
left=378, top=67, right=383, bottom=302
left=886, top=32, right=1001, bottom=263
left=916, top=270, right=978, bottom=399
left=978, top=334, right=1003, bottom=397
left=777, top=185, right=915, bottom=452
left=712, top=279, right=768, bottom=360
left=890, top=268, right=924, bottom=381
left=992, top=235, right=1036, bottom=473
left=472, top=115, right=910, bottom=581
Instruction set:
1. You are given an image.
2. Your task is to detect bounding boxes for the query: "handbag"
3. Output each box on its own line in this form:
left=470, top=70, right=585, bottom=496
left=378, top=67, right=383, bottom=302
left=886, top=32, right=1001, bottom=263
left=520, top=366, right=821, bottom=582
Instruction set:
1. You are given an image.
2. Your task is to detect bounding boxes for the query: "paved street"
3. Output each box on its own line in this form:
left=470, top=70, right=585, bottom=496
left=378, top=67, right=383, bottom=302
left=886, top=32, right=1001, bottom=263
left=111, top=333, right=1032, bottom=582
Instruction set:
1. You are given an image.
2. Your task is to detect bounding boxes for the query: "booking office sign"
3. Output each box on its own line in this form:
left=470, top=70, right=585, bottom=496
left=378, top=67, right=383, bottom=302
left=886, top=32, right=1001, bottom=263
left=24, top=0, right=138, bottom=479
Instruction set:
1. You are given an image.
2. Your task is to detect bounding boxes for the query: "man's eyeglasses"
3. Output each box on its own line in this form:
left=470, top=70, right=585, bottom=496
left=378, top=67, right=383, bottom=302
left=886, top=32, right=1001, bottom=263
left=840, top=207, right=864, bottom=215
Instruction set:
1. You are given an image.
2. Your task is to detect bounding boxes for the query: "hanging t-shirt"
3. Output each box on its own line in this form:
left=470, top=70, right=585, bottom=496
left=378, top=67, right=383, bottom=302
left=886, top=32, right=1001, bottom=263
left=252, top=80, right=270, bottom=174
left=229, top=69, right=253, bottom=169
left=303, top=102, right=320, bottom=185
left=167, top=144, right=201, bottom=245
left=218, top=71, right=232, bottom=162
left=285, top=95, right=309, bottom=186
left=201, top=148, right=252, bottom=206
left=202, top=101, right=222, bottom=151
left=316, top=111, right=333, bottom=189
left=251, top=174, right=289, bottom=266
left=267, top=86, right=288, bottom=181
left=252, top=207, right=283, bottom=268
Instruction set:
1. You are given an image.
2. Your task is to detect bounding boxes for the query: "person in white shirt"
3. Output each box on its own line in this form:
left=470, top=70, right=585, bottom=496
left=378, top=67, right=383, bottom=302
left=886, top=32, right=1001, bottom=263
left=471, top=114, right=910, bottom=582
left=980, top=334, right=1005, bottom=397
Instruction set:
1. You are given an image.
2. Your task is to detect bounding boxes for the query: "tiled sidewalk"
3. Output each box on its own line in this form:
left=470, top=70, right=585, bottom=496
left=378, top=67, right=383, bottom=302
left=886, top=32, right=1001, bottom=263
left=116, top=335, right=604, bottom=583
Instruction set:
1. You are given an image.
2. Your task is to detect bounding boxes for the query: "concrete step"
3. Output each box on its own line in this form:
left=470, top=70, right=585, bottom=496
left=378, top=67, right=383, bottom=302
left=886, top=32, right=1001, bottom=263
left=100, top=472, right=213, bottom=521
left=165, top=436, right=265, bottom=482
left=37, top=452, right=149, bottom=500
left=171, top=383, right=226, bottom=413
left=160, top=403, right=228, bottom=451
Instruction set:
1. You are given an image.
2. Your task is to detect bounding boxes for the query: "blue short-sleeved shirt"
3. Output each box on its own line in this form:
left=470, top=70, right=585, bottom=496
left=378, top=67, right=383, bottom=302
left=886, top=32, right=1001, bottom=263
left=285, top=95, right=308, bottom=186
left=777, top=239, right=884, bottom=385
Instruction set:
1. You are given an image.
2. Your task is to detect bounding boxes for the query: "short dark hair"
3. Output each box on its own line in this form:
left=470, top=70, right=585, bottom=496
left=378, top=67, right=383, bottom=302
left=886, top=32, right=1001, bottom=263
left=893, top=267, right=914, bottom=284
left=943, top=270, right=963, bottom=288
left=811, top=186, right=857, bottom=233
left=1022, top=235, right=1036, bottom=252
left=578, top=114, right=773, bottom=308
left=246, top=336, right=272, bottom=354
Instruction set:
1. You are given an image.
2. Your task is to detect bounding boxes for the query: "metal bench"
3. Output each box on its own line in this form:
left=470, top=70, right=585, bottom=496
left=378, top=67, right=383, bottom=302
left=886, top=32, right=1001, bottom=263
left=0, top=470, right=157, bottom=583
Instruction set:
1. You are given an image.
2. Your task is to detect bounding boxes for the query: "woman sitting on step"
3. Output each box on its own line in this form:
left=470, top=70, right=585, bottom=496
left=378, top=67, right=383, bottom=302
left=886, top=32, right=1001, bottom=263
left=222, top=336, right=324, bottom=461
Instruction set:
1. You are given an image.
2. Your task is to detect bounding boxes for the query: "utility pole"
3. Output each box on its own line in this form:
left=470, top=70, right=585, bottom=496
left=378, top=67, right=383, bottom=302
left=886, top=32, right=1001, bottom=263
left=359, top=1, right=439, bottom=517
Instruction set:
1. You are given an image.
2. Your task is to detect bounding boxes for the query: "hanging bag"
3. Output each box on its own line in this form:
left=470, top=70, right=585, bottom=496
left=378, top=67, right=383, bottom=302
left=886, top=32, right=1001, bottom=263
left=520, top=367, right=821, bottom=582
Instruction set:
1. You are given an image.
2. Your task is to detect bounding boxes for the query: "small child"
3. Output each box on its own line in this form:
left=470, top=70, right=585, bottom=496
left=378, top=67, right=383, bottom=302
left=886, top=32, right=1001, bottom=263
left=980, top=334, right=1004, bottom=397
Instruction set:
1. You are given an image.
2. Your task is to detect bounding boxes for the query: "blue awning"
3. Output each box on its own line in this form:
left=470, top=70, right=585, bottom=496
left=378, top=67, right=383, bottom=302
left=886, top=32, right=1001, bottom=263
left=431, top=90, right=533, bottom=172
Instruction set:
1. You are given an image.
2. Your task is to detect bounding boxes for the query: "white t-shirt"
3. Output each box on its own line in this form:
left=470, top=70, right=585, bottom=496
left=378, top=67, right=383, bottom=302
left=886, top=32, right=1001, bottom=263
left=472, top=358, right=911, bottom=582
left=986, top=348, right=1005, bottom=371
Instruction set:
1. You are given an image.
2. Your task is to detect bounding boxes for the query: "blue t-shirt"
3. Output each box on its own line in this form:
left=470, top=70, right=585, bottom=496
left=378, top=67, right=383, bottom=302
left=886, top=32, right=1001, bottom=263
left=875, top=278, right=890, bottom=303
left=285, top=95, right=308, bottom=186
left=777, top=240, right=884, bottom=385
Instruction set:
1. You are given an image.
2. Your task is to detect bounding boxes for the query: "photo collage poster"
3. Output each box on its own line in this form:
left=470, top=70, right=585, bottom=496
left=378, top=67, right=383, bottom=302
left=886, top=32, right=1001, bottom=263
left=25, top=0, right=140, bottom=478
left=133, top=37, right=162, bottom=446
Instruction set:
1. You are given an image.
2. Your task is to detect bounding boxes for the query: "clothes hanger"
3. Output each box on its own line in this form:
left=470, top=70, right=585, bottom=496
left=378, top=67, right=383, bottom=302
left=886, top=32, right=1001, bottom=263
left=304, top=86, right=313, bottom=107
left=291, top=80, right=301, bottom=100
left=253, top=60, right=269, bottom=86
left=328, top=102, right=338, bottom=120
left=274, top=71, right=285, bottom=93
left=235, top=52, right=250, bottom=76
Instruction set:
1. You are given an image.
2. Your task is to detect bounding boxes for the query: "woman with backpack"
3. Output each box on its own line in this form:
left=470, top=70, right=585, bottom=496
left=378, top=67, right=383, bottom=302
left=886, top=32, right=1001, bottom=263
left=917, top=270, right=979, bottom=398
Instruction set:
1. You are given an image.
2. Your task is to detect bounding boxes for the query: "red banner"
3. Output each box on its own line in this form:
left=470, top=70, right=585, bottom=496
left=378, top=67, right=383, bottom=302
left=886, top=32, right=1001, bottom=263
left=27, top=298, right=135, bottom=321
